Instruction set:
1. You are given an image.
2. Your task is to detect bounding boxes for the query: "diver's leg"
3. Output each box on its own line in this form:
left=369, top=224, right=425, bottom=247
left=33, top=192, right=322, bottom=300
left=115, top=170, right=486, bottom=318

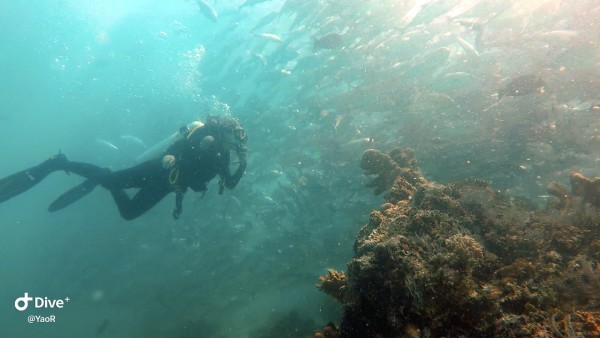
left=100, top=160, right=163, bottom=190
left=60, top=159, right=162, bottom=189
left=44, top=161, right=112, bottom=211
left=48, top=160, right=163, bottom=213
left=58, top=159, right=166, bottom=219
left=0, top=153, right=68, bottom=203
left=109, top=184, right=170, bottom=220
left=47, top=160, right=163, bottom=213
left=62, top=161, right=110, bottom=179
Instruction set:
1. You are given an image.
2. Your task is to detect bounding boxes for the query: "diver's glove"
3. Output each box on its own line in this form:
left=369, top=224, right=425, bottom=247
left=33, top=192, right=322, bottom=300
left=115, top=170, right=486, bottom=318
left=224, top=149, right=247, bottom=190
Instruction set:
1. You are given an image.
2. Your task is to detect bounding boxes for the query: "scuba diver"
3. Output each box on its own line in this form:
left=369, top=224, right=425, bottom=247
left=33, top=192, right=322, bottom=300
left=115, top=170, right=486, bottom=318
left=0, top=116, right=247, bottom=220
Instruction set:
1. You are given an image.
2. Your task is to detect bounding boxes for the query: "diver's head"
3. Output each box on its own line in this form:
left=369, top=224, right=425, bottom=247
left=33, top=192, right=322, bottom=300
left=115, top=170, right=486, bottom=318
left=202, top=116, right=248, bottom=190
left=205, top=116, right=247, bottom=151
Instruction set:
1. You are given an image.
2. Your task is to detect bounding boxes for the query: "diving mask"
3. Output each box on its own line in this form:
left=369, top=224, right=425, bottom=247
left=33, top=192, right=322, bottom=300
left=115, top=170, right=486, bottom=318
left=233, top=127, right=247, bottom=145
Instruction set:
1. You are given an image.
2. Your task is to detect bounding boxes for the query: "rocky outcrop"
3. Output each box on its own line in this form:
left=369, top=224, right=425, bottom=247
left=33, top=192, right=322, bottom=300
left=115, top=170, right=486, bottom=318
left=318, top=148, right=600, bottom=337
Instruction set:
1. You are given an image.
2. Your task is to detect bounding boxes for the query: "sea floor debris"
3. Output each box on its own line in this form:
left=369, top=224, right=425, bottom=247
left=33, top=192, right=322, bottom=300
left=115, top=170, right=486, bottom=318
left=317, top=148, right=600, bottom=337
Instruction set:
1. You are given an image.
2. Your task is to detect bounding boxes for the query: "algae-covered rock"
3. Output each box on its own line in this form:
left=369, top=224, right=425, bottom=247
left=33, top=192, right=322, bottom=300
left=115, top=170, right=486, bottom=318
left=360, top=148, right=425, bottom=202
left=318, top=148, right=600, bottom=337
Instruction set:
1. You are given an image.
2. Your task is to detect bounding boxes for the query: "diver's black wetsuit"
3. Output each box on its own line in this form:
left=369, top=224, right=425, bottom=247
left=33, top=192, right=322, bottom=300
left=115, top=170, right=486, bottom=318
left=77, top=159, right=174, bottom=221
left=63, top=123, right=246, bottom=220
left=0, top=118, right=247, bottom=220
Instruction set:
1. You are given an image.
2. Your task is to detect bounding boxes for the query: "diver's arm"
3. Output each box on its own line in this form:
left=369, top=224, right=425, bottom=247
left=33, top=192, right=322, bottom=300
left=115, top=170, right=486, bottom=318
left=223, top=148, right=247, bottom=190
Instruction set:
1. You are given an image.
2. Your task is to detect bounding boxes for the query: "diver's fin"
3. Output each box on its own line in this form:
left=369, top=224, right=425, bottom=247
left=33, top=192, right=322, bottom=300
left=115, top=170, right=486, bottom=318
left=0, top=170, right=38, bottom=203
left=48, top=179, right=99, bottom=212
left=0, top=153, right=69, bottom=204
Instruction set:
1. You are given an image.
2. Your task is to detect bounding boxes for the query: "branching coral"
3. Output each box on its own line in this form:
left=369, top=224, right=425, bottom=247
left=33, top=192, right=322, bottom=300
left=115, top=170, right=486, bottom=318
left=570, top=172, right=600, bottom=208
left=547, top=181, right=573, bottom=211
left=316, top=269, right=347, bottom=303
left=547, top=172, right=600, bottom=211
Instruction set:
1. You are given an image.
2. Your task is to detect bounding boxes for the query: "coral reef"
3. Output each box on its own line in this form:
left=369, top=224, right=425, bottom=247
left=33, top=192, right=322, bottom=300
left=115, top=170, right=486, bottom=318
left=547, top=172, right=600, bottom=212
left=314, top=323, right=340, bottom=338
left=316, top=269, right=347, bottom=303
left=318, top=148, right=600, bottom=337
left=360, top=148, right=425, bottom=201
left=570, top=172, right=600, bottom=208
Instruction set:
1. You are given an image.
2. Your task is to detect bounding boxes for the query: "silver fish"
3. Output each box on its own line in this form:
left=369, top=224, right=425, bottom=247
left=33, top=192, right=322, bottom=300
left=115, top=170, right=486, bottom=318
left=314, top=33, right=343, bottom=50
left=95, top=139, right=119, bottom=150
left=455, top=36, right=479, bottom=57
left=195, top=0, right=218, bottom=22
left=259, top=33, right=284, bottom=43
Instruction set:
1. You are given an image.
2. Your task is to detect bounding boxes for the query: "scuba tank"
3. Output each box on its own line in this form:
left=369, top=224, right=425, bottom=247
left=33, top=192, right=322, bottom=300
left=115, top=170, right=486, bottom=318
left=134, top=121, right=204, bottom=163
